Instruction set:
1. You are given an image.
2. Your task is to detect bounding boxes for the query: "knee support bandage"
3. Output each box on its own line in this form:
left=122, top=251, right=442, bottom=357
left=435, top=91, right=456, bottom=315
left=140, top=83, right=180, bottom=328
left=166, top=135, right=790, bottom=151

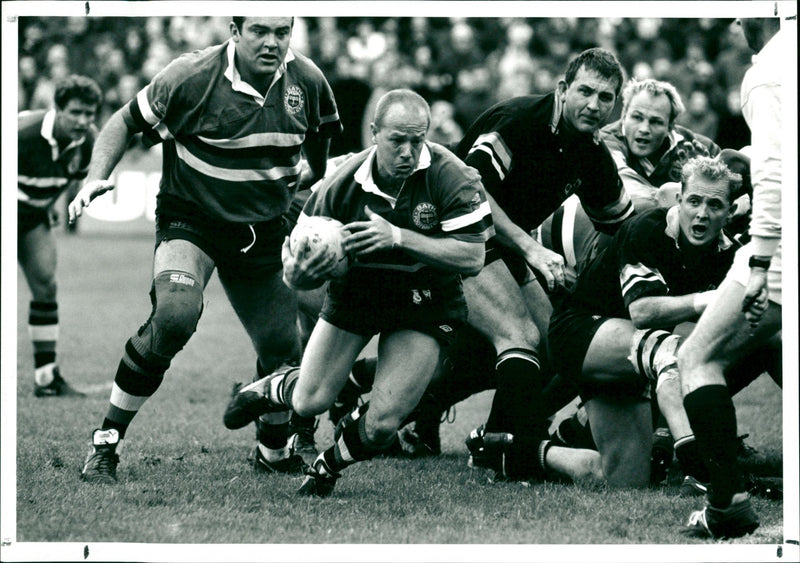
left=629, top=329, right=681, bottom=381
left=130, top=270, right=204, bottom=361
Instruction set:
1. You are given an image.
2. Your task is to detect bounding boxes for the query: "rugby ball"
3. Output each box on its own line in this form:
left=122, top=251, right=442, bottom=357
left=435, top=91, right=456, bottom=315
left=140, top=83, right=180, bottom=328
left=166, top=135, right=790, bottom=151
left=289, top=216, right=350, bottom=278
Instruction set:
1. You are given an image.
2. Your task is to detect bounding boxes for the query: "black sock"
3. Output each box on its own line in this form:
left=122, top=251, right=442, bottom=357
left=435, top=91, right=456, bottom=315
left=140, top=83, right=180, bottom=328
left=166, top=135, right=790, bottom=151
left=674, top=436, right=710, bottom=483
left=683, top=385, right=743, bottom=507
left=485, top=350, right=547, bottom=439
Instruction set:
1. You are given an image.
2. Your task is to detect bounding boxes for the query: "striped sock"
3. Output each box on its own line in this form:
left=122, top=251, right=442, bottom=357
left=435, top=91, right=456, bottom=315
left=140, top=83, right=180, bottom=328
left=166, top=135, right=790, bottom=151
left=101, top=339, right=169, bottom=438
left=29, top=301, right=58, bottom=385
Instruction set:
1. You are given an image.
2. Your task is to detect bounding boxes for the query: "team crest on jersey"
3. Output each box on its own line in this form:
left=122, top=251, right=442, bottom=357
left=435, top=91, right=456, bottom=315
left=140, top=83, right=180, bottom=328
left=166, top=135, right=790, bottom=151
left=412, top=202, right=438, bottom=230
left=284, top=86, right=305, bottom=114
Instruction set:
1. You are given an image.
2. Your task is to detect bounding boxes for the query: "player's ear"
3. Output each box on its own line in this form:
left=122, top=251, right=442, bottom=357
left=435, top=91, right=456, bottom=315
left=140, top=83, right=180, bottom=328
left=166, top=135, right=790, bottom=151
left=557, top=80, right=568, bottom=101
left=230, top=22, right=241, bottom=41
left=370, top=122, right=378, bottom=144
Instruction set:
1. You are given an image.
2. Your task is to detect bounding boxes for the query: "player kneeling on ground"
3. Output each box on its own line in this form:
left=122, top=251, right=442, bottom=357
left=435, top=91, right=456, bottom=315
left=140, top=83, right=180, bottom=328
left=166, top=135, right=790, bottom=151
left=546, top=156, right=743, bottom=487
left=224, top=89, right=494, bottom=496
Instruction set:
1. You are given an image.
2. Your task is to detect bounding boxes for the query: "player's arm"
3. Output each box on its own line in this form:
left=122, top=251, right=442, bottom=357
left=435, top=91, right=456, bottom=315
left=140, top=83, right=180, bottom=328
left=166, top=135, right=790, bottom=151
left=344, top=206, right=485, bottom=275
left=68, top=107, right=136, bottom=223
left=298, top=131, right=330, bottom=191
left=484, top=191, right=567, bottom=291
left=628, top=292, right=713, bottom=330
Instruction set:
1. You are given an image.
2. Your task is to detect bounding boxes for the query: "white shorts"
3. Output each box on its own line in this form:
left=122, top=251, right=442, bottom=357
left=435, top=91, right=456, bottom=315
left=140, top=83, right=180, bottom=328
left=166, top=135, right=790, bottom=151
left=726, top=241, right=782, bottom=306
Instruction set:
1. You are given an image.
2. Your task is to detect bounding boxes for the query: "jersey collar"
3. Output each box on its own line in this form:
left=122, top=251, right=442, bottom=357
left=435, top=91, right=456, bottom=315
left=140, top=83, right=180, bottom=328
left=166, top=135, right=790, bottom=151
left=41, top=109, right=85, bottom=162
left=664, top=205, right=733, bottom=251
left=224, top=40, right=295, bottom=105
left=354, top=143, right=432, bottom=207
left=550, top=90, right=601, bottom=145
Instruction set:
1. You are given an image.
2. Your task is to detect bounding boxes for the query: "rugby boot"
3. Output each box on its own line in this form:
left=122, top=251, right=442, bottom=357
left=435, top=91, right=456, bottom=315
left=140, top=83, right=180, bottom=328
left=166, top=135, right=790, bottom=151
left=80, top=428, right=120, bottom=484
left=223, top=366, right=297, bottom=429
left=465, top=425, right=513, bottom=474
left=289, top=415, right=319, bottom=457
left=297, top=459, right=339, bottom=497
left=34, top=365, right=85, bottom=397
left=684, top=492, right=759, bottom=539
left=650, top=427, right=674, bottom=485
left=248, top=444, right=307, bottom=475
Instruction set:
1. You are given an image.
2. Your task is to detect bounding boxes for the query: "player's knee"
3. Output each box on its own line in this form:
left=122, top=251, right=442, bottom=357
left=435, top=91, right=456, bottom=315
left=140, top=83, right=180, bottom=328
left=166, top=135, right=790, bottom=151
left=363, top=411, right=401, bottom=447
left=149, top=271, right=203, bottom=357
left=29, top=275, right=57, bottom=302
left=629, top=329, right=680, bottom=381
left=290, top=388, right=333, bottom=418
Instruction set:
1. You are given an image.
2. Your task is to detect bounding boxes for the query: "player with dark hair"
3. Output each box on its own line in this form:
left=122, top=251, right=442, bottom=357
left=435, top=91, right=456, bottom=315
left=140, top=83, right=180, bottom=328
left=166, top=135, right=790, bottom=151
left=18, top=74, right=102, bottom=397
left=224, top=89, right=495, bottom=496
left=70, top=16, right=341, bottom=483
left=680, top=16, right=785, bottom=540
left=452, top=47, right=634, bottom=481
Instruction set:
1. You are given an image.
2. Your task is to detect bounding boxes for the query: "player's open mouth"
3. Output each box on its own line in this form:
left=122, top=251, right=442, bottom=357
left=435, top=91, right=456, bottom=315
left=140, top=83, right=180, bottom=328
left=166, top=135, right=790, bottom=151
left=691, top=224, right=708, bottom=237
left=259, top=54, right=277, bottom=63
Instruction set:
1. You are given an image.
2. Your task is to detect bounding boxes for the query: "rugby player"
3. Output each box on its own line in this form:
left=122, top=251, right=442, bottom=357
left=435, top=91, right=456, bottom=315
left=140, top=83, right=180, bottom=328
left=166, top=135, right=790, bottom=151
left=70, top=17, right=341, bottom=483
left=18, top=74, right=102, bottom=397
left=453, top=48, right=634, bottom=481
left=224, top=89, right=495, bottom=496
left=547, top=156, right=742, bottom=487
left=680, top=17, right=785, bottom=539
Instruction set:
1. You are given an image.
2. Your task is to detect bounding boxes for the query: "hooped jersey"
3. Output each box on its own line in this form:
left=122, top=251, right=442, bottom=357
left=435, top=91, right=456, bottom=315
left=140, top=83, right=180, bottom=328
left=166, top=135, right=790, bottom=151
left=455, top=92, right=633, bottom=236
left=125, top=40, right=341, bottom=224
left=563, top=206, right=737, bottom=320
left=17, top=109, right=96, bottom=210
left=301, top=142, right=494, bottom=294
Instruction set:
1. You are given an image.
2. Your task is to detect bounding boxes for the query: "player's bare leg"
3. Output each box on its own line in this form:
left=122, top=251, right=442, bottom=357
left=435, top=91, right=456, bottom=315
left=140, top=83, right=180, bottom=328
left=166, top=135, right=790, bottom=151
left=18, top=222, right=80, bottom=396
left=679, top=276, right=781, bottom=537
left=81, top=240, right=214, bottom=483
left=462, top=260, right=550, bottom=477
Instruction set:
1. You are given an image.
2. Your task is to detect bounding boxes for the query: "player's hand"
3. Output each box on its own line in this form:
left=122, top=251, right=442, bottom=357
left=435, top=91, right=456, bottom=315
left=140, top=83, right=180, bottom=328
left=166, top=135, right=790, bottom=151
left=525, top=241, right=567, bottom=293
left=68, top=180, right=115, bottom=223
left=343, top=206, right=396, bottom=256
left=675, top=139, right=711, bottom=163
left=281, top=236, right=337, bottom=289
left=741, top=268, right=769, bottom=331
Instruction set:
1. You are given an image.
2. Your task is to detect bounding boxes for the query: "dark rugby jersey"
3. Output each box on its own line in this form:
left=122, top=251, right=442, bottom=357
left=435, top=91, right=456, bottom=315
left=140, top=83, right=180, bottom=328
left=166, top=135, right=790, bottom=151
left=455, top=92, right=633, bottom=235
left=17, top=109, right=96, bottom=210
left=126, top=41, right=341, bottom=223
left=301, top=142, right=494, bottom=294
left=562, top=206, right=737, bottom=319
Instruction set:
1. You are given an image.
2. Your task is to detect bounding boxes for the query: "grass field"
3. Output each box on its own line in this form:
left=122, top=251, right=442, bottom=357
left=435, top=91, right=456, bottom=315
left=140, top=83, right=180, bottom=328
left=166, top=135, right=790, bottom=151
left=4, top=229, right=793, bottom=561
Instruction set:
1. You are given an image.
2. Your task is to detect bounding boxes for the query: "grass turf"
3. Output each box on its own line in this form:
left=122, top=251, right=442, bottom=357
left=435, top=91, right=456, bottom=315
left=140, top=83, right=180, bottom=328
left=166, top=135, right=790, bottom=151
left=9, top=230, right=786, bottom=551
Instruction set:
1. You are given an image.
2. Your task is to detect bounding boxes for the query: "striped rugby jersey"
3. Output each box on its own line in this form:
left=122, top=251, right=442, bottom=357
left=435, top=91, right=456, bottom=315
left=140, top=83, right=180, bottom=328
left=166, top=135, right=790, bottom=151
left=455, top=92, right=633, bottom=236
left=126, top=40, right=341, bottom=223
left=562, top=206, right=736, bottom=320
left=301, top=142, right=494, bottom=290
left=18, top=109, right=96, bottom=210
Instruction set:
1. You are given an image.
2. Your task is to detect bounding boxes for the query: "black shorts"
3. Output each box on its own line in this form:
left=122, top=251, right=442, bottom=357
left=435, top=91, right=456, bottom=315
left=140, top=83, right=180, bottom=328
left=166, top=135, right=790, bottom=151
left=549, top=307, right=648, bottom=401
left=18, top=205, right=51, bottom=237
left=320, top=275, right=467, bottom=347
left=155, top=197, right=288, bottom=282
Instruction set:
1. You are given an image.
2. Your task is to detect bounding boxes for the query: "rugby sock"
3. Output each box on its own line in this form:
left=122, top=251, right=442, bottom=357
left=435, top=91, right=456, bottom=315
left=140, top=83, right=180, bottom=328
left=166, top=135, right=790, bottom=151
left=256, top=361, right=291, bottom=451
left=331, top=357, right=376, bottom=414
left=485, top=349, right=546, bottom=438
left=683, top=385, right=743, bottom=507
left=630, top=329, right=681, bottom=381
left=674, top=435, right=710, bottom=484
left=319, top=413, right=391, bottom=475
left=29, top=301, right=58, bottom=386
left=102, top=339, right=170, bottom=439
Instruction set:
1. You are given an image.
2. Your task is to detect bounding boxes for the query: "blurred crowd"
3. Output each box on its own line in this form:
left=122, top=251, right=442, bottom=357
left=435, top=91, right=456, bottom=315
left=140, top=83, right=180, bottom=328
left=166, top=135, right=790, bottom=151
left=19, top=16, right=753, bottom=156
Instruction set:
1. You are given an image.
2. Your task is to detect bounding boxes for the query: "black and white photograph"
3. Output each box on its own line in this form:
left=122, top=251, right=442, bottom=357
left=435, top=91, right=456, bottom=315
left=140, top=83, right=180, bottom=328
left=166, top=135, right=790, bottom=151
left=1, top=2, right=797, bottom=562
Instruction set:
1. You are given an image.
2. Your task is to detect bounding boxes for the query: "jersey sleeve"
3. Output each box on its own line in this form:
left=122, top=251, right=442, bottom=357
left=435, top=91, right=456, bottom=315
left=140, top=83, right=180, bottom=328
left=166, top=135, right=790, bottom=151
left=124, top=54, right=197, bottom=147
left=579, top=143, right=635, bottom=235
left=432, top=149, right=495, bottom=243
left=459, top=113, right=513, bottom=199
left=617, top=213, right=669, bottom=308
left=304, top=63, right=342, bottom=139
